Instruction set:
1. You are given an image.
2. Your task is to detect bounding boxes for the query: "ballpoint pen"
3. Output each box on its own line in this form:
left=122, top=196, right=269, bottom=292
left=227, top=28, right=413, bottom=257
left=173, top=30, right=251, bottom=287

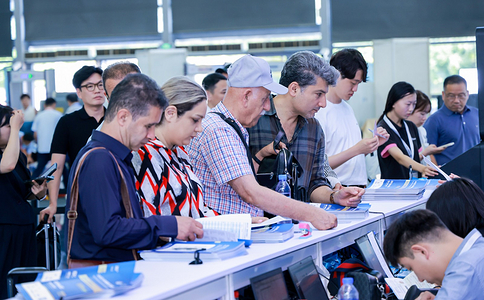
left=409, top=165, right=413, bottom=179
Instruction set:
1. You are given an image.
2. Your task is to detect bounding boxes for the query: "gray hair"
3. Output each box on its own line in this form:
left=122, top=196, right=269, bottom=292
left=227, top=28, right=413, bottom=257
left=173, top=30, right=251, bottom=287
left=161, top=76, right=207, bottom=120
left=279, top=51, right=339, bottom=88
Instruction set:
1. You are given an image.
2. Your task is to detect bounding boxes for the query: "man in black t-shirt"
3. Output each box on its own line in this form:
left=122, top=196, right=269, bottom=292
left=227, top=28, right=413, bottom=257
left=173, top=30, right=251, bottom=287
left=40, top=66, right=105, bottom=222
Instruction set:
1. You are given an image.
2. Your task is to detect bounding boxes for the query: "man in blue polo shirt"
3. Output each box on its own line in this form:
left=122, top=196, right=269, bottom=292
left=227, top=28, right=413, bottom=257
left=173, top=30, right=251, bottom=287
left=424, top=75, right=479, bottom=165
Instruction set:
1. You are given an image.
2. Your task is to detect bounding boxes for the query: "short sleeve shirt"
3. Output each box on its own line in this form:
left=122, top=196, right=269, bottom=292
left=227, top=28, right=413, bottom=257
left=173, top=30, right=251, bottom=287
left=377, top=118, right=421, bottom=179
left=187, top=102, right=263, bottom=217
left=50, top=106, right=104, bottom=164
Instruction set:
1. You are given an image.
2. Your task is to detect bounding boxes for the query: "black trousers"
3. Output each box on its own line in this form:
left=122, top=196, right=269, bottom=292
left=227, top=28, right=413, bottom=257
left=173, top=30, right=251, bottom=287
left=0, top=223, right=37, bottom=299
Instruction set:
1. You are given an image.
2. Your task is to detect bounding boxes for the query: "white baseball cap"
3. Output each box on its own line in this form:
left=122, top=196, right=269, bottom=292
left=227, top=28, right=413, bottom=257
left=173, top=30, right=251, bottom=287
left=227, top=55, right=288, bottom=95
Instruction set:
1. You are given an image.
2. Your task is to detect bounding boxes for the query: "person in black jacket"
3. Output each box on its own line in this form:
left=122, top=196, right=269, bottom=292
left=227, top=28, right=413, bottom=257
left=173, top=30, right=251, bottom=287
left=0, top=105, right=47, bottom=298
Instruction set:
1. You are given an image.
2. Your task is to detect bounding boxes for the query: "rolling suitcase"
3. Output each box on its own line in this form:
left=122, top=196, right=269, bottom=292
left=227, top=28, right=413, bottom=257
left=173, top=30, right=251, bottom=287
left=36, top=215, right=60, bottom=270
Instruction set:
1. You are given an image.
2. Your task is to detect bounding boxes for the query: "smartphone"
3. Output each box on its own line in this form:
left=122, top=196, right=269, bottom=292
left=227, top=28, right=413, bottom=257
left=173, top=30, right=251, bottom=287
left=25, top=163, right=57, bottom=185
left=439, top=142, right=455, bottom=148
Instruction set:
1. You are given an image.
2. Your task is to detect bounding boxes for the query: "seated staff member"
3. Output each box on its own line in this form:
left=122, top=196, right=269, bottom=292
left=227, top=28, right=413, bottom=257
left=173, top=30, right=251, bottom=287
left=384, top=209, right=484, bottom=300
left=377, top=82, right=437, bottom=179
left=133, top=77, right=219, bottom=218
left=427, top=177, right=484, bottom=238
left=406, top=91, right=446, bottom=165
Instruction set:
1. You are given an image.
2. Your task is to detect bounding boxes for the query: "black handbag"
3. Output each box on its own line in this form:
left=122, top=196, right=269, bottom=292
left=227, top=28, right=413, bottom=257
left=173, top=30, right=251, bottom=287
left=346, top=271, right=389, bottom=300
left=256, top=131, right=306, bottom=201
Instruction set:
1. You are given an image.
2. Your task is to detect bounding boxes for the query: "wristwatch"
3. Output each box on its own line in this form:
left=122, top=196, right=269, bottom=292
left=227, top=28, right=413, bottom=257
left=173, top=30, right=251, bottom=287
left=330, top=191, right=336, bottom=204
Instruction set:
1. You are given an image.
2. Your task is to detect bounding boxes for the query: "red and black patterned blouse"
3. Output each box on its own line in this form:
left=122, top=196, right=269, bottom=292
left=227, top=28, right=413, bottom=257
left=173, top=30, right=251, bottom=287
left=132, top=139, right=219, bottom=218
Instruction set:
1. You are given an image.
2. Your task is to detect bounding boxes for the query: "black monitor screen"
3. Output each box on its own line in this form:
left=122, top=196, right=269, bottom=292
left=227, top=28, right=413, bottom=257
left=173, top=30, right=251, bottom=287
left=287, top=257, right=329, bottom=300
left=355, top=231, right=394, bottom=278
left=250, top=268, right=290, bottom=300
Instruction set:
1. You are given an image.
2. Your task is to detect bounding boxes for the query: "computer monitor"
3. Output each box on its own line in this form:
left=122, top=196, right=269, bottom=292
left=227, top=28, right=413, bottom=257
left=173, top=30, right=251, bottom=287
left=287, top=256, right=329, bottom=300
left=355, top=231, right=394, bottom=278
left=250, top=268, right=290, bottom=300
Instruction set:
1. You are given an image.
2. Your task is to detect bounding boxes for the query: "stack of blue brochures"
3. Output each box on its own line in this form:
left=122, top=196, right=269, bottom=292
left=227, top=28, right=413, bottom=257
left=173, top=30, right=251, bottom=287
left=362, top=179, right=428, bottom=201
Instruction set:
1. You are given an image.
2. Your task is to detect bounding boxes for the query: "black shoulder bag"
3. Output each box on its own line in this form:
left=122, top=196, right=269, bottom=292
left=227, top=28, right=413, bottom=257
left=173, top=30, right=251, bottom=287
left=255, top=131, right=306, bottom=202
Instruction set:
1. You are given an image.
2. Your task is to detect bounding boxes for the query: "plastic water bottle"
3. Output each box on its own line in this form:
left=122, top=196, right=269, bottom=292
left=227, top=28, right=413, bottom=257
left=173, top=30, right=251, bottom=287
left=338, top=277, right=359, bottom=300
left=275, top=174, right=291, bottom=197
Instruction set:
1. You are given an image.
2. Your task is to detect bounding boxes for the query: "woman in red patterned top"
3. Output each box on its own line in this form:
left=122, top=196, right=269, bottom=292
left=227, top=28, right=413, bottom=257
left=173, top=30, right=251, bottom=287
left=132, top=76, right=219, bottom=218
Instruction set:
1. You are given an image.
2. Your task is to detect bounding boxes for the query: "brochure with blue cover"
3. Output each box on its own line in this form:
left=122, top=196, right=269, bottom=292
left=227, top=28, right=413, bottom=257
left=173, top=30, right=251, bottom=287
left=365, top=179, right=428, bottom=194
left=139, top=241, right=248, bottom=262
left=362, top=179, right=428, bottom=201
left=251, top=223, right=294, bottom=243
left=310, top=203, right=371, bottom=220
left=16, top=261, right=143, bottom=300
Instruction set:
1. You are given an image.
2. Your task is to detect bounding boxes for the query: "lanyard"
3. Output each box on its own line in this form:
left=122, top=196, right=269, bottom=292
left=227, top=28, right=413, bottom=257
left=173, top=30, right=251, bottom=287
left=459, top=231, right=481, bottom=256
left=383, top=115, right=414, bottom=160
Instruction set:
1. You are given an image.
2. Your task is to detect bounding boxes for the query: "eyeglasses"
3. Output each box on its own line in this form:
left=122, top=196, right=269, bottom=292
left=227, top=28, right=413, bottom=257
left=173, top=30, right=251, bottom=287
left=445, top=93, right=466, bottom=100
left=80, top=82, right=104, bottom=92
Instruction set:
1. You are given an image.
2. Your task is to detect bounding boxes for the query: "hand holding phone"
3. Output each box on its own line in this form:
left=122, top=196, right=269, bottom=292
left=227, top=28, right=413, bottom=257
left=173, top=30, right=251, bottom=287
left=439, top=142, right=454, bottom=148
left=25, top=163, right=57, bottom=186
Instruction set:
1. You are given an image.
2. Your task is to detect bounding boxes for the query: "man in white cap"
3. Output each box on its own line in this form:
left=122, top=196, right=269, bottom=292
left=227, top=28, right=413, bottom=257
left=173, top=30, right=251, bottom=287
left=188, top=54, right=337, bottom=230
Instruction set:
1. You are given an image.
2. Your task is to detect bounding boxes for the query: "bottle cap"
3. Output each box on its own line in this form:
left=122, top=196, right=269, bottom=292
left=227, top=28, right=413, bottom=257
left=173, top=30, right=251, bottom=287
left=278, top=174, right=287, bottom=181
left=342, top=277, right=353, bottom=285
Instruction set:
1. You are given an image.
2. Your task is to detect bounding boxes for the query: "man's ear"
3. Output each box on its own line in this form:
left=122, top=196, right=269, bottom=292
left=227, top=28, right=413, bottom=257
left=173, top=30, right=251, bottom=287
left=410, top=244, right=430, bottom=260
left=288, top=81, right=300, bottom=97
left=241, top=88, right=252, bottom=108
left=164, top=105, right=178, bottom=122
left=116, top=109, right=131, bottom=126
left=76, top=88, right=82, bottom=99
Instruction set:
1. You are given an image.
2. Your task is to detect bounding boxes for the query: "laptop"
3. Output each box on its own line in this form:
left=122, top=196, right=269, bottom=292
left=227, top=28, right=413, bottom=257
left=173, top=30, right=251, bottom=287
left=250, top=268, right=290, bottom=300
left=287, top=256, right=330, bottom=300
left=355, top=231, right=394, bottom=278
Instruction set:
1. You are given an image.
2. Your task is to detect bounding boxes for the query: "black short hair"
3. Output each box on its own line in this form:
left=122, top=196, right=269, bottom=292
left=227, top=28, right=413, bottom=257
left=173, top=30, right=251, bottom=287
left=443, top=75, right=467, bottom=90
left=72, top=65, right=103, bottom=89
left=44, top=98, right=56, bottom=106
left=427, top=178, right=484, bottom=238
left=20, top=94, right=30, bottom=100
left=0, top=105, right=13, bottom=127
left=105, top=73, right=168, bottom=123
left=330, top=49, right=368, bottom=82
left=383, top=209, right=447, bottom=266
left=202, top=73, right=227, bottom=93
left=66, top=93, right=78, bottom=103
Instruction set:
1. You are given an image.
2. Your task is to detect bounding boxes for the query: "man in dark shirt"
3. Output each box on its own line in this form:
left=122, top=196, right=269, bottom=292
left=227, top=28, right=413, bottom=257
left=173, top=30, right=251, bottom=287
left=66, top=73, right=203, bottom=265
left=248, top=51, right=364, bottom=206
left=42, top=66, right=105, bottom=222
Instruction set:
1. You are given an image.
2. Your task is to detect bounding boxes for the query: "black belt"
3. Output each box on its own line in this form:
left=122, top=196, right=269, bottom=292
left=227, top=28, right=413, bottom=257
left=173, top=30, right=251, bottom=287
left=342, top=184, right=367, bottom=189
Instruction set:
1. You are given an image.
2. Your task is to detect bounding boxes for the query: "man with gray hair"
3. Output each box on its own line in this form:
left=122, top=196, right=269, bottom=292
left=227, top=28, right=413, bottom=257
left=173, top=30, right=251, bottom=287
left=249, top=51, right=364, bottom=206
left=102, top=61, right=141, bottom=100
left=188, top=54, right=340, bottom=230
